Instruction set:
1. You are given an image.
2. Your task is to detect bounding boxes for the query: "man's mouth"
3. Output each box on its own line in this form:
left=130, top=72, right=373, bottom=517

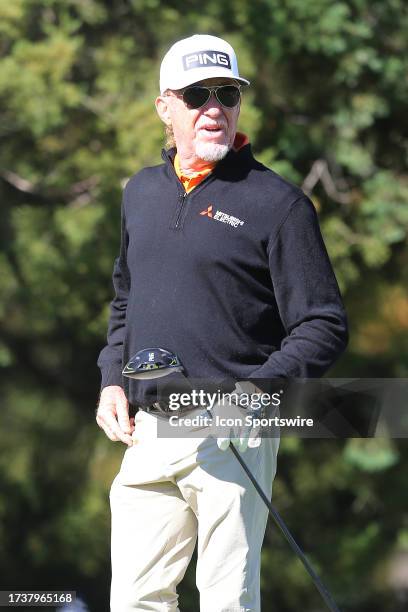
left=200, top=125, right=225, bottom=135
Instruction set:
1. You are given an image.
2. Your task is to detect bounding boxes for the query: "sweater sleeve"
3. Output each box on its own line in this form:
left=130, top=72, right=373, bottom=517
left=250, top=196, right=348, bottom=380
left=97, top=196, right=130, bottom=389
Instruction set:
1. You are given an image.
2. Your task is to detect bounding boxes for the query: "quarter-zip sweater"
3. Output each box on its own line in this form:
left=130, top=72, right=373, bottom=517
left=98, top=144, right=348, bottom=405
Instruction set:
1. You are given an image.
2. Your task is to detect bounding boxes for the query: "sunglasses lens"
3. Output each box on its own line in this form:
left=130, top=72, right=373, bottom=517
left=182, top=86, right=241, bottom=109
left=183, top=87, right=210, bottom=109
left=216, top=86, right=241, bottom=108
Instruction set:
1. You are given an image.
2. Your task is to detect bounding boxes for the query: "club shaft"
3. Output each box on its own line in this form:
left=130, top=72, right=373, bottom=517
left=229, top=444, right=341, bottom=612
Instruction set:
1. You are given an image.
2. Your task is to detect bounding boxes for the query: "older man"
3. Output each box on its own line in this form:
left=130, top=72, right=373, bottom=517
left=97, top=34, right=348, bottom=611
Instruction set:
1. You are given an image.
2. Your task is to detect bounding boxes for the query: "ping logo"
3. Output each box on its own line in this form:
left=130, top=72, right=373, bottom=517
left=200, top=205, right=213, bottom=218
left=182, top=50, right=231, bottom=71
left=199, top=205, right=245, bottom=228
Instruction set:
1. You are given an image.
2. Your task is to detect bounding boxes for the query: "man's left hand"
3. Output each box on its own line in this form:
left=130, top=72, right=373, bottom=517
left=214, top=381, right=263, bottom=452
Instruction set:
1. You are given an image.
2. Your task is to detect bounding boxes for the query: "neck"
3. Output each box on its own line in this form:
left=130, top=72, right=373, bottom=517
left=176, top=151, right=216, bottom=175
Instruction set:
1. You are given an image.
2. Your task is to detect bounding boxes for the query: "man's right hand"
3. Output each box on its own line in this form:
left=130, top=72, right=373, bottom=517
left=96, top=385, right=134, bottom=446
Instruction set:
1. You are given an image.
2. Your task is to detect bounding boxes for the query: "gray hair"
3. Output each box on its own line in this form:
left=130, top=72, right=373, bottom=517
left=162, top=88, right=176, bottom=149
left=165, top=123, right=176, bottom=149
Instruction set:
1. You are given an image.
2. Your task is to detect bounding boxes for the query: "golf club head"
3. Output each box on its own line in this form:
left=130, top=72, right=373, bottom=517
left=122, top=347, right=184, bottom=380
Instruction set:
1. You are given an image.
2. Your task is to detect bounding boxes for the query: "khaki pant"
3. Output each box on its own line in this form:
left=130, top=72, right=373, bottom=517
left=110, top=409, right=279, bottom=611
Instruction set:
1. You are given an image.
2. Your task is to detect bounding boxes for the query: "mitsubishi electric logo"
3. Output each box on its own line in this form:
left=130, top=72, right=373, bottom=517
left=200, top=205, right=213, bottom=218
left=200, top=205, right=245, bottom=228
left=182, top=50, right=231, bottom=71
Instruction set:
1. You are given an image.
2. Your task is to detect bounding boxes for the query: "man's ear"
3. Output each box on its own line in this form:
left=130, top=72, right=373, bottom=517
left=155, top=95, right=172, bottom=126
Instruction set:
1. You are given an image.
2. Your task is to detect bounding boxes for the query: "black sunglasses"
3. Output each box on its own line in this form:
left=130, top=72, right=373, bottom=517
left=179, top=85, right=241, bottom=109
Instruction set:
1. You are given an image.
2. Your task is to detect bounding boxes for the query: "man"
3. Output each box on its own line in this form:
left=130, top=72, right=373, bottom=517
left=96, top=34, right=348, bottom=611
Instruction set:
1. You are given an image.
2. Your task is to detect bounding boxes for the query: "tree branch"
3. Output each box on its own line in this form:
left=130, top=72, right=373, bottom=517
left=302, top=159, right=351, bottom=205
left=0, top=169, right=100, bottom=205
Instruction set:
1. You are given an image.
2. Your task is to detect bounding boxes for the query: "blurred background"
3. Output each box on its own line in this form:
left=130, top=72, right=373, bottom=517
left=0, top=1, right=407, bottom=610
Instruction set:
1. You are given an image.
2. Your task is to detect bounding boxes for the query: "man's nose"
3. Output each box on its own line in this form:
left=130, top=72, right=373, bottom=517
left=202, top=93, right=223, bottom=114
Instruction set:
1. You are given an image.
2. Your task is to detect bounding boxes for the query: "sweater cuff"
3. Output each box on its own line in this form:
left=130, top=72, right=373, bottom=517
left=100, top=363, right=124, bottom=390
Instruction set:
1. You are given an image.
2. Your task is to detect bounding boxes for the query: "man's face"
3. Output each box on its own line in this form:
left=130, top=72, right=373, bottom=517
left=155, top=77, right=241, bottom=165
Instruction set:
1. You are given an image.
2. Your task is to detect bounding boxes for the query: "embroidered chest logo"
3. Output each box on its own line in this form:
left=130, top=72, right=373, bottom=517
left=200, top=205, right=213, bottom=218
left=199, top=205, right=245, bottom=228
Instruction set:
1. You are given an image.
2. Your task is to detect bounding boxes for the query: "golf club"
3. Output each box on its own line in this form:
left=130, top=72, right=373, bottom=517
left=229, top=443, right=341, bottom=612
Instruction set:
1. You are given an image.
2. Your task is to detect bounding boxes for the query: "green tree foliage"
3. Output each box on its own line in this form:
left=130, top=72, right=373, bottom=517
left=0, top=1, right=407, bottom=610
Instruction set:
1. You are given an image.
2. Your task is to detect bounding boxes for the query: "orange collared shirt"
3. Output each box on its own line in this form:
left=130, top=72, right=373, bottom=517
left=174, top=154, right=215, bottom=194
left=173, top=132, right=250, bottom=194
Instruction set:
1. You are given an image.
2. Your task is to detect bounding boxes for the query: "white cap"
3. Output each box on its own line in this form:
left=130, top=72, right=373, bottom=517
left=159, top=34, right=250, bottom=94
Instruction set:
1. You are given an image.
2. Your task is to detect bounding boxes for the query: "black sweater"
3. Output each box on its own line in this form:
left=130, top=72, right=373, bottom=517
left=97, top=144, right=348, bottom=405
